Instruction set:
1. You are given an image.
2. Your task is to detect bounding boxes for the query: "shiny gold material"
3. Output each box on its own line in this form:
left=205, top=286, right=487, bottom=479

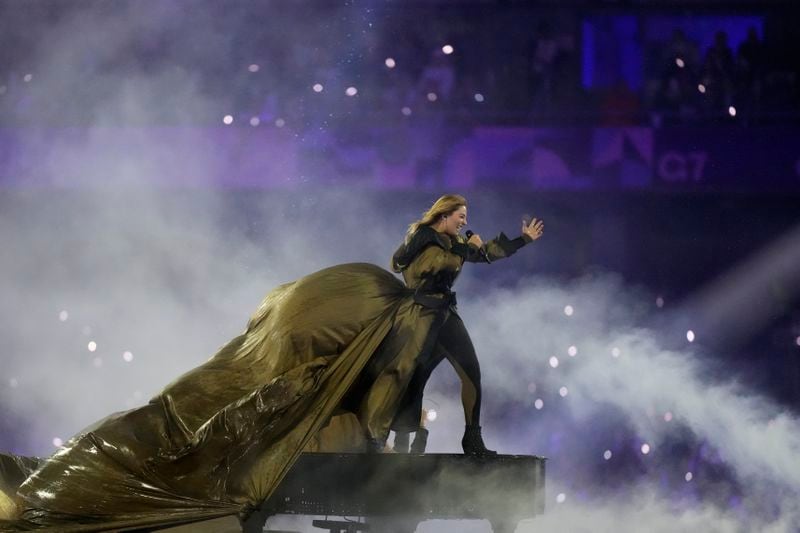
left=0, top=492, right=17, bottom=522
left=1, top=226, right=532, bottom=531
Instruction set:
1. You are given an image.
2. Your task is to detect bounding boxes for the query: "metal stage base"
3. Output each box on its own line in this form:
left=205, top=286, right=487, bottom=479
left=145, top=452, right=545, bottom=533
left=248, top=452, right=546, bottom=533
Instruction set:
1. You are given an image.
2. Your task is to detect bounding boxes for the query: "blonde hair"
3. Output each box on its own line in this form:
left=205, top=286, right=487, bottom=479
left=406, top=194, right=467, bottom=243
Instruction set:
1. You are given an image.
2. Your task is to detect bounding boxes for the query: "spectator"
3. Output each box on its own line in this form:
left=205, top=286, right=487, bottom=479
left=529, top=22, right=560, bottom=115
left=702, top=31, right=736, bottom=111
left=736, top=27, right=765, bottom=115
left=665, top=29, right=700, bottom=74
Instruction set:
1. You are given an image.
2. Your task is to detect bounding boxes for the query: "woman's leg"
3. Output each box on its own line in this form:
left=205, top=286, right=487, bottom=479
left=437, top=313, right=496, bottom=454
left=391, top=347, right=446, bottom=433
left=354, top=303, right=446, bottom=448
left=390, top=343, right=446, bottom=453
left=437, top=313, right=483, bottom=426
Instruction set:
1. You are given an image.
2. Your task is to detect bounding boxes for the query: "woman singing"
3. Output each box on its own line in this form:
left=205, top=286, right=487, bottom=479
left=0, top=194, right=543, bottom=531
left=382, top=194, right=544, bottom=454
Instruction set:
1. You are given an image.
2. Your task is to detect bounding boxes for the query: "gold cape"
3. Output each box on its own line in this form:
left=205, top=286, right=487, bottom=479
left=0, top=228, right=529, bottom=531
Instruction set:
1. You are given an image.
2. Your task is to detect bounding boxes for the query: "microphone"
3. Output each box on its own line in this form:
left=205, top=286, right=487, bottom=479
left=465, top=230, right=492, bottom=263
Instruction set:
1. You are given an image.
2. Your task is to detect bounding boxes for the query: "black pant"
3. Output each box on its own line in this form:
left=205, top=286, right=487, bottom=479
left=392, top=311, right=482, bottom=431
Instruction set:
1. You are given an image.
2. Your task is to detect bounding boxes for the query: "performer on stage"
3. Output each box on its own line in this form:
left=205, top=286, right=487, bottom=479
left=0, top=194, right=543, bottom=531
left=381, top=194, right=544, bottom=455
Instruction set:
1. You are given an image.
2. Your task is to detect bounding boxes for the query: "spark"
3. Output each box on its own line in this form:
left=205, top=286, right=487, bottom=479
left=603, top=450, right=612, bottom=460
left=686, top=330, right=695, bottom=342
left=59, top=310, right=69, bottom=321
left=549, top=356, right=559, bottom=368
left=87, top=341, right=97, bottom=352
left=567, top=345, right=577, bottom=357
left=611, top=347, right=621, bottom=358
left=385, top=58, right=396, bottom=68
left=345, top=86, right=358, bottom=96
left=641, top=443, right=651, bottom=455
left=675, top=58, right=685, bottom=68
left=559, top=386, right=569, bottom=397
left=223, top=115, right=234, bottom=125
left=442, top=44, right=454, bottom=55
left=474, top=93, right=484, bottom=103
left=534, top=398, right=544, bottom=410
left=248, top=64, right=260, bottom=73
left=52, top=438, right=63, bottom=447
left=564, top=305, right=574, bottom=316
left=249, top=117, right=260, bottom=127
left=313, top=83, right=324, bottom=93
left=123, top=351, right=134, bottom=363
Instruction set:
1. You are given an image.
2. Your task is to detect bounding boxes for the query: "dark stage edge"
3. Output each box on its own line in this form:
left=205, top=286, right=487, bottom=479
left=140, top=453, right=546, bottom=533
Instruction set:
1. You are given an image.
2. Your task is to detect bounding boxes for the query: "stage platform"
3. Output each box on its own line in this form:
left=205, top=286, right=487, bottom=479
left=142, top=452, right=546, bottom=533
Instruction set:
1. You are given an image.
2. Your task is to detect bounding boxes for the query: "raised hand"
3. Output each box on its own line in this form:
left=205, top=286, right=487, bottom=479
left=522, top=217, right=544, bottom=241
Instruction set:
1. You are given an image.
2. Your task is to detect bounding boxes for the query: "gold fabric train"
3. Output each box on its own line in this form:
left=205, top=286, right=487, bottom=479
left=0, top=228, right=530, bottom=531
left=1, top=263, right=417, bottom=531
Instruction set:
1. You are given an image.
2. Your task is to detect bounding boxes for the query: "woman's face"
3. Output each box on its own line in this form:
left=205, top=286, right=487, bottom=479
left=442, top=206, right=467, bottom=236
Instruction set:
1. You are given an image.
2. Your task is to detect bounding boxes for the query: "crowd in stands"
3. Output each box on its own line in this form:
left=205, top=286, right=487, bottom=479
left=642, top=27, right=795, bottom=124
left=0, top=2, right=798, bottom=128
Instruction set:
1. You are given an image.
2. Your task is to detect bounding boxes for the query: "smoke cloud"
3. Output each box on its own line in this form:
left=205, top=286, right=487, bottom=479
left=1, top=2, right=798, bottom=532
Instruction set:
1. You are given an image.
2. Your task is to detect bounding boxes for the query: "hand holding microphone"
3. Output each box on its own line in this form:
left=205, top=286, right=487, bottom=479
left=465, top=230, right=492, bottom=263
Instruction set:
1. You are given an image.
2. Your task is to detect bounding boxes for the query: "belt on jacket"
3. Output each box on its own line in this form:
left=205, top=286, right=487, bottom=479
left=406, top=286, right=457, bottom=310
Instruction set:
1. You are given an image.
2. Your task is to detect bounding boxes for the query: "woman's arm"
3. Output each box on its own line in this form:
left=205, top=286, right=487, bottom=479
left=450, top=233, right=528, bottom=263
left=452, top=217, right=544, bottom=264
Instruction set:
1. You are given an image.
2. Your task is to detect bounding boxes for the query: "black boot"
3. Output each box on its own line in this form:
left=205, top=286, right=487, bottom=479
left=410, top=427, right=429, bottom=454
left=461, top=425, right=497, bottom=456
left=393, top=431, right=410, bottom=453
